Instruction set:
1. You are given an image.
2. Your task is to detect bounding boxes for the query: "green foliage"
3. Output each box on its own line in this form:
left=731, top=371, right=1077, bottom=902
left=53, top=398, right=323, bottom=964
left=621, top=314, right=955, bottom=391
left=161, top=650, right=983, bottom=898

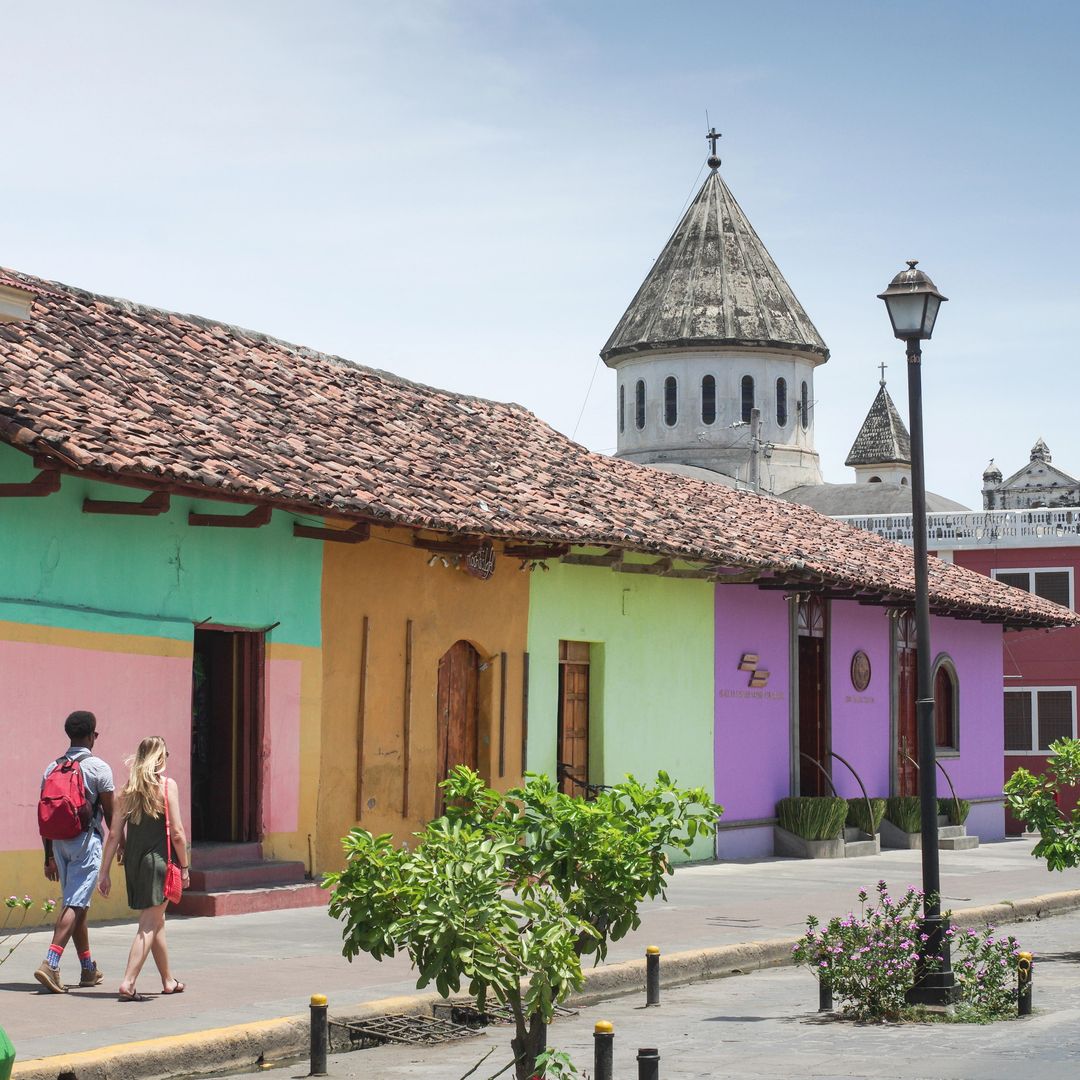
left=938, top=797, right=970, bottom=826
left=792, top=881, right=1022, bottom=1023
left=776, top=797, right=847, bottom=840
left=1005, top=737, right=1080, bottom=870
left=326, top=767, right=722, bottom=1080
left=2, top=895, right=57, bottom=967
left=885, top=796, right=922, bottom=833
left=845, top=798, right=886, bottom=835
left=533, top=1048, right=581, bottom=1078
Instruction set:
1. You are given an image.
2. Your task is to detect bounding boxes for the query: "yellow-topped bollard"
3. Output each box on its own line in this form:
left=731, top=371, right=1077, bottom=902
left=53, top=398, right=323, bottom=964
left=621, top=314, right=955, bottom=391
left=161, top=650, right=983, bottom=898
left=1018, top=952, right=1033, bottom=1016
left=645, top=945, right=661, bottom=1006
left=310, top=993, right=329, bottom=1075
left=594, top=1020, right=614, bottom=1080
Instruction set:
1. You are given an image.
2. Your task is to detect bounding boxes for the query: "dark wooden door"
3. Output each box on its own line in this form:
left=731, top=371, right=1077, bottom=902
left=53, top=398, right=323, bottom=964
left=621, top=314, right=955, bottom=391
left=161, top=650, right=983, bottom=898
left=797, top=597, right=829, bottom=796
left=897, top=613, right=919, bottom=796
left=191, top=628, right=265, bottom=842
left=557, top=641, right=590, bottom=796
left=435, top=640, right=480, bottom=815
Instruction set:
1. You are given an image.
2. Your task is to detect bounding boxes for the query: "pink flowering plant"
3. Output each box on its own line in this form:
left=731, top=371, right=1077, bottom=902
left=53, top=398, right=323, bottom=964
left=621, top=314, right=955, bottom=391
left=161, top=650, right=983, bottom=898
left=793, top=880, right=1022, bottom=1022
left=3, top=894, right=57, bottom=967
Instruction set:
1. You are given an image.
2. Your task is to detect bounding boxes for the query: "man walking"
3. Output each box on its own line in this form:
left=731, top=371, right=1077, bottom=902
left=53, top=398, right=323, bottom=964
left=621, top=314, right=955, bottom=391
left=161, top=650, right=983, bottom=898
left=35, top=710, right=114, bottom=993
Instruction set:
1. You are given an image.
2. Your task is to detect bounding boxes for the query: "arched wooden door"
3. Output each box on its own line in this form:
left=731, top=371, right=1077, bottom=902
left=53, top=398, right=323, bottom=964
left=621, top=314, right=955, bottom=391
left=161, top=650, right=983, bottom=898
left=896, top=612, right=919, bottom=796
left=435, top=640, right=480, bottom=815
left=797, top=596, right=830, bottom=796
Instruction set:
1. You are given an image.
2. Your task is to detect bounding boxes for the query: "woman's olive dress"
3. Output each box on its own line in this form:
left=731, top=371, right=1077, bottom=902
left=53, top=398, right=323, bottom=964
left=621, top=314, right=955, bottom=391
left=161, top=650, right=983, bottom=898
left=124, top=811, right=168, bottom=909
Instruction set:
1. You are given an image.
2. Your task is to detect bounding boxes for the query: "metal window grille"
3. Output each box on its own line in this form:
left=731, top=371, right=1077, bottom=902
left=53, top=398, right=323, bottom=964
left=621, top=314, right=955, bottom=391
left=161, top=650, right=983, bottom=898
left=1004, top=692, right=1031, bottom=752
left=1034, top=571, right=1071, bottom=609
left=1037, top=690, right=1073, bottom=749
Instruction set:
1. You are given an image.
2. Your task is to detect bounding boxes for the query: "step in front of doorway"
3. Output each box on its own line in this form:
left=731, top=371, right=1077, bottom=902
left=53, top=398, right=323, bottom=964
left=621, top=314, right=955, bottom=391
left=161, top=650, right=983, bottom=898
left=173, top=880, right=328, bottom=917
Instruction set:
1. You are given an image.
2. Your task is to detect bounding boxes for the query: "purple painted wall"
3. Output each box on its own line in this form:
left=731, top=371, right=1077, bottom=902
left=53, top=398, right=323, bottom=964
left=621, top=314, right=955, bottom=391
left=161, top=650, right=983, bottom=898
left=829, top=602, right=892, bottom=799
left=714, top=587, right=790, bottom=821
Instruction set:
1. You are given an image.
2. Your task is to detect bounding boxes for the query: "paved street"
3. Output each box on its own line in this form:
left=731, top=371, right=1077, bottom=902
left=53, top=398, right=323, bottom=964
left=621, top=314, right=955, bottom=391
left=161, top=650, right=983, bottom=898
left=4, top=838, right=1080, bottom=1071
left=225, top=909, right=1080, bottom=1080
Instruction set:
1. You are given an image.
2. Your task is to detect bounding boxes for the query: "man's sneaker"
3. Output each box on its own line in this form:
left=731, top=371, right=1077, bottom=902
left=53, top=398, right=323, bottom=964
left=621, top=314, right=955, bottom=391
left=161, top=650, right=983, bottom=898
left=79, top=962, right=103, bottom=987
left=34, top=961, right=66, bottom=994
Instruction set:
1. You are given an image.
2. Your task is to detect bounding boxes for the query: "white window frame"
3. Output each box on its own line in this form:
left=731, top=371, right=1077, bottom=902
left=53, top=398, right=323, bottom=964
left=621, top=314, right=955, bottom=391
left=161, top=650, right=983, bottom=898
left=991, top=566, right=1074, bottom=610
left=1004, top=686, right=1076, bottom=755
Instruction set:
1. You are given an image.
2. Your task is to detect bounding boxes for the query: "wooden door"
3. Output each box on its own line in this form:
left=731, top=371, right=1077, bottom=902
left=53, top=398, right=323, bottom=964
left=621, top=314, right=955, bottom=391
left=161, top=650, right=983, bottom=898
left=896, top=613, right=919, bottom=796
left=435, top=640, right=480, bottom=815
left=557, top=641, right=590, bottom=796
left=797, top=597, right=829, bottom=796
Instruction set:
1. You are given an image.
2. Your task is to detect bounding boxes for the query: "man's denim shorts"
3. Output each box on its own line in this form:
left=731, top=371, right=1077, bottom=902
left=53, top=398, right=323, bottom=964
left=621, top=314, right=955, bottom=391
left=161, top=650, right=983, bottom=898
left=53, top=829, right=102, bottom=909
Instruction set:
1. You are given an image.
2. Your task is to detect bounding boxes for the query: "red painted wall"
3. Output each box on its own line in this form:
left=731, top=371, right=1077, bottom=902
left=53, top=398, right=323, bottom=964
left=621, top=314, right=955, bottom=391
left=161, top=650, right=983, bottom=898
left=952, top=547, right=1080, bottom=832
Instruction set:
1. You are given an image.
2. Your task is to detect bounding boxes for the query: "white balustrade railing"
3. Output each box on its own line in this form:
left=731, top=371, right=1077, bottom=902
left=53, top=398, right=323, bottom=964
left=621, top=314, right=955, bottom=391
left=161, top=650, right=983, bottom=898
left=836, top=508, right=1080, bottom=548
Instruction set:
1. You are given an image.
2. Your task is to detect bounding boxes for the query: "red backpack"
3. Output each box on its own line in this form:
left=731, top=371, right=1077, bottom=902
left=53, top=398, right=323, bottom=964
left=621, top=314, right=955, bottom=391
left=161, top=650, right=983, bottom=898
left=38, top=756, right=92, bottom=840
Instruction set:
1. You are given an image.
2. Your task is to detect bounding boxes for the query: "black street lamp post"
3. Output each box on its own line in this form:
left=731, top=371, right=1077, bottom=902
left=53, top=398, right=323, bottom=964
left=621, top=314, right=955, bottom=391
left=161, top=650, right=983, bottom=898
left=877, top=261, right=957, bottom=1007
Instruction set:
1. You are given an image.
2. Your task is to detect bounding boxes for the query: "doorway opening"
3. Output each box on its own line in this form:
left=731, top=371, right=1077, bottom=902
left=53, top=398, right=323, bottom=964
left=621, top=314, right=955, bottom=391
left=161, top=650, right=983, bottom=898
left=557, top=641, right=591, bottom=796
left=190, top=628, right=266, bottom=843
left=435, top=640, right=480, bottom=816
left=896, top=612, right=919, bottom=796
left=797, top=596, right=830, bottom=796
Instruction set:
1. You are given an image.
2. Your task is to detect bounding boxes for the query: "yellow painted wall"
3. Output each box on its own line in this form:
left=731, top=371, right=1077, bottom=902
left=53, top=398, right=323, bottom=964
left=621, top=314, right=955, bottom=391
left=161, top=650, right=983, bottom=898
left=317, top=526, right=530, bottom=870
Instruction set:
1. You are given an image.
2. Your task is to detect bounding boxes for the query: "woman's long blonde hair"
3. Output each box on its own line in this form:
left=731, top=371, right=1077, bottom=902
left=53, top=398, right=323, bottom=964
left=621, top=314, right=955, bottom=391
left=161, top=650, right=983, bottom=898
left=121, top=736, right=168, bottom=825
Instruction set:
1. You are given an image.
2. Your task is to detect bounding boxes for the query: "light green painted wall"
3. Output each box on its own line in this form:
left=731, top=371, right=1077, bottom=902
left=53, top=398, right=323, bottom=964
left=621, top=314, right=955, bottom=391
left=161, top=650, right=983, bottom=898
left=526, top=557, right=715, bottom=859
left=0, top=443, right=322, bottom=645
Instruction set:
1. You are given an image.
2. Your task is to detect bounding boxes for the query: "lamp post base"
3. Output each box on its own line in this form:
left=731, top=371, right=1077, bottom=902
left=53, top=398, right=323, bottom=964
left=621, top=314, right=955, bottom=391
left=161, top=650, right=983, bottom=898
left=904, top=916, right=959, bottom=1007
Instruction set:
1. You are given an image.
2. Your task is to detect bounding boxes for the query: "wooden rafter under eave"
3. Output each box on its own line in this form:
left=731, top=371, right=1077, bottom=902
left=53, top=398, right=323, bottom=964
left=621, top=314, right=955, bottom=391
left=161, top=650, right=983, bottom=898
left=0, top=469, right=61, bottom=498
left=189, top=504, right=272, bottom=528
left=83, top=490, right=171, bottom=516
left=293, top=522, right=370, bottom=544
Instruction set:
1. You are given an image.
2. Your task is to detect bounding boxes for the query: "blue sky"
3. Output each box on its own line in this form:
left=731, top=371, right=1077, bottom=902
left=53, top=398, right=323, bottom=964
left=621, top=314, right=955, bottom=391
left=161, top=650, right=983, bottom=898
left=4, top=2, right=1078, bottom=506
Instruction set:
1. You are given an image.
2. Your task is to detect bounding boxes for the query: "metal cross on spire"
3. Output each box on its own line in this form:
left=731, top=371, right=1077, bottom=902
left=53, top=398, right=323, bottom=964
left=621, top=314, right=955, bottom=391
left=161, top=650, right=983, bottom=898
left=706, top=127, right=722, bottom=170
left=879, top=361, right=888, bottom=386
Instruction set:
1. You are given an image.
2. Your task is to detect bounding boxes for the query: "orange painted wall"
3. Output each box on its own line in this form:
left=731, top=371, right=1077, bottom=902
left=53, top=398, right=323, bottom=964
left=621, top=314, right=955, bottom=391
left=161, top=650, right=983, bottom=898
left=316, top=525, right=530, bottom=869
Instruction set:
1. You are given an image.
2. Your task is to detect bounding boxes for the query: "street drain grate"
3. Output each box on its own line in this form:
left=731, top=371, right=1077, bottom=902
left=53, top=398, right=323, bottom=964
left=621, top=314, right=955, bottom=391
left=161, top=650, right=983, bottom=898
left=331, top=1013, right=480, bottom=1047
left=434, top=999, right=579, bottom=1026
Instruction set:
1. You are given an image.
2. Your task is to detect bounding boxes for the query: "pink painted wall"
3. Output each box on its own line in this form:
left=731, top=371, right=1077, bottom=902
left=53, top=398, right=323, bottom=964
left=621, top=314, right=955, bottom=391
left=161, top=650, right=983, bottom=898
left=4, top=640, right=192, bottom=851
left=828, top=602, right=892, bottom=798
left=714, top=587, right=790, bottom=820
left=264, top=658, right=301, bottom=835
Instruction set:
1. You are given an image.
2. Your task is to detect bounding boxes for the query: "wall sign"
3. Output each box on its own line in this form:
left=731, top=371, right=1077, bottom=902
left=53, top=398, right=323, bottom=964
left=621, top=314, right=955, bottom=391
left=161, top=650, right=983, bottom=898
left=465, top=541, right=496, bottom=581
left=738, top=652, right=770, bottom=688
left=850, top=650, right=872, bottom=692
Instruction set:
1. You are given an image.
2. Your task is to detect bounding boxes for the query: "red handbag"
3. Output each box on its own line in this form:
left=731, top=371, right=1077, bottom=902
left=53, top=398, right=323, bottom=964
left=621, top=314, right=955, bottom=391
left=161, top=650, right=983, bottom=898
left=162, top=777, right=183, bottom=904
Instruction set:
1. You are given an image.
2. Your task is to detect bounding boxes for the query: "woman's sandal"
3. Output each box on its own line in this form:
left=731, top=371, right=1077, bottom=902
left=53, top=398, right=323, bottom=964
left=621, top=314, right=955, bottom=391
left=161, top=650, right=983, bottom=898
left=118, top=987, right=150, bottom=1002
left=161, top=979, right=186, bottom=995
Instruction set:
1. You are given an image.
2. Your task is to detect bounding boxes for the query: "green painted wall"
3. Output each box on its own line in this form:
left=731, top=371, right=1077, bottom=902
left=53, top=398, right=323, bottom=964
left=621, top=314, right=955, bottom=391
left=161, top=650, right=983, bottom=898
left=526, top=556, right=715, bottom=860
left=0, top=443, right=322, bottom=645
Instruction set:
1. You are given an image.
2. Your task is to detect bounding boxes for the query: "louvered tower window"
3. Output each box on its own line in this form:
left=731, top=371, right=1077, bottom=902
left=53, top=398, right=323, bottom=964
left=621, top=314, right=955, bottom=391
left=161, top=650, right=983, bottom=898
left=776, top=378, right=787, bottom=427
left=635, top=380, right=646, bottom=430
left=741, top=376, right=755, bottom=423
left=800, top=381, right=809, bottom=430
left=701, top=375, right=716, bottom=425
left=664, top=376, right=678, bottom=426
left=618, top=384, right=625, bottom=434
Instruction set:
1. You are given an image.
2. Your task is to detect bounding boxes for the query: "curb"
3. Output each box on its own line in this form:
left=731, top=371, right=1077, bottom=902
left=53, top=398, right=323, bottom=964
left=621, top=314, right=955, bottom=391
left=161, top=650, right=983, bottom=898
left=13, top=888, right=1080, bottom=1080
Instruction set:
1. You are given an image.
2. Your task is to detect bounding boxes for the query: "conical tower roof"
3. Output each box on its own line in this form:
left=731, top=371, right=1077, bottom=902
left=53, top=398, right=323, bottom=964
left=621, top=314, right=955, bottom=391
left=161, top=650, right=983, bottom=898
left=601, top=168, right=828, bottom=363
left=845, top=382, right=911, bottom=467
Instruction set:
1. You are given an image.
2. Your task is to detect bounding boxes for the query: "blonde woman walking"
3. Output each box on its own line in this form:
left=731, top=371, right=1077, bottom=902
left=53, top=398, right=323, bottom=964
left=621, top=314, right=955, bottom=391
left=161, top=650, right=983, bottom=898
left=98, top=736, right=190, bottom=1000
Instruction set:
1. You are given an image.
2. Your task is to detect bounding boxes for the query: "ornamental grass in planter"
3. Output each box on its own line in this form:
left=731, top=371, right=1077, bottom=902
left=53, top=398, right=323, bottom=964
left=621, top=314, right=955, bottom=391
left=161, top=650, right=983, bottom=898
left=885, top=796, right=922, bottom=834
left=776, top=796, right=847, bottom=841
left=846, top=797, right=886, bottom=836
left=939, top=797, right=971, bottom=825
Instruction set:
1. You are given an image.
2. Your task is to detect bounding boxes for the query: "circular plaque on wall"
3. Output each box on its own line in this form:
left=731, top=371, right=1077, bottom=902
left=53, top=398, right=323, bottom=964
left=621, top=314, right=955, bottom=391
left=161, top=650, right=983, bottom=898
left=850, top=650, right=872, bottom=692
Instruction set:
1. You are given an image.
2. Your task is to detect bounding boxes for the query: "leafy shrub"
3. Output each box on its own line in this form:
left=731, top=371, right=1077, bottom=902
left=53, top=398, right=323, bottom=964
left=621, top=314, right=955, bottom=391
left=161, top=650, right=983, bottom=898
left=885, top=796, right=922, bottom=833
left=846, top=797, right=886, bottom=835
left=776, top=797, right=847, bottom=841
left=939, top=797, right=971, bottom=826
left=1005, top=737, right=1080, bottom=870
left=792, top=880, right=1022, bottom=1022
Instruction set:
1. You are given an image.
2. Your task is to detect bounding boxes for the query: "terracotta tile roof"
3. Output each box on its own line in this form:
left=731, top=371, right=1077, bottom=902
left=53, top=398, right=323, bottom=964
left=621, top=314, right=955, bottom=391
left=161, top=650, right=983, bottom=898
left=0, top=266, right=1072, bottom=630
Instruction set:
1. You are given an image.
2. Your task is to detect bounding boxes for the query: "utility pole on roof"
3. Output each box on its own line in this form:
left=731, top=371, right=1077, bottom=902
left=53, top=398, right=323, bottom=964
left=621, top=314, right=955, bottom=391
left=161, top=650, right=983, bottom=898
left=748, top=408, right=762, bottom=493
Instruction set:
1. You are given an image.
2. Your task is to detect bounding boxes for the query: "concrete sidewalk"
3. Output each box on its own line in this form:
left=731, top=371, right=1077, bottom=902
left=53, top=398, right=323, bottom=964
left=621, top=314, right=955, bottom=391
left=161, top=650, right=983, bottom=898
left=4, top=838, right=1080, bottom=1077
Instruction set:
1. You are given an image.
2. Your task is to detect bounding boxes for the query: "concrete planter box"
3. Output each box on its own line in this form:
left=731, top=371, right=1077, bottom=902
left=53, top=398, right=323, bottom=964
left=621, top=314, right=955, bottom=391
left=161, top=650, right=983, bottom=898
left=880, top=818, right=922, bottom=849
left=773, top=826, right=845, bottom=859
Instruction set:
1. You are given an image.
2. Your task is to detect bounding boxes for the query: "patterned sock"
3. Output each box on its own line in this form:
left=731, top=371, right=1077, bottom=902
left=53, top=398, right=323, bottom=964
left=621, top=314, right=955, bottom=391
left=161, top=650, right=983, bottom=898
left=45, top=944, right=63, bottom=969
left=78, top=950, right=94, bottom=971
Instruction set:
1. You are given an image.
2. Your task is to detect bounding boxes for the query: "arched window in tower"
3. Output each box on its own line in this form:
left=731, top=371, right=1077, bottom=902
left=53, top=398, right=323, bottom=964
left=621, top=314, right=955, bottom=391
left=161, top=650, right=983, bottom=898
left=800, top=381, right=809, bottom=430
left=933, top=658, right=959, bottom=751
left=618, top=384, right=625, bottom=434
left=701, top=375, right=716, bottom=425
left=635, top=379, right=646, bottom=430
left=775, top=378, right=788, bottom=427
left=741, top=376, right=755, bottom=424
left=664, top=376, right=678, bottom=427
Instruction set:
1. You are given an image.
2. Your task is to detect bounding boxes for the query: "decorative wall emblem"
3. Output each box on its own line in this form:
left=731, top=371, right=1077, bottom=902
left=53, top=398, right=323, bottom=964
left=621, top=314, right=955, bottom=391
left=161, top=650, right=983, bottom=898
left=850, top=650, right=872, bottom=692
left=465, top=541, right=496, bottom=581
left=738, top=652, right=769, bottom=688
